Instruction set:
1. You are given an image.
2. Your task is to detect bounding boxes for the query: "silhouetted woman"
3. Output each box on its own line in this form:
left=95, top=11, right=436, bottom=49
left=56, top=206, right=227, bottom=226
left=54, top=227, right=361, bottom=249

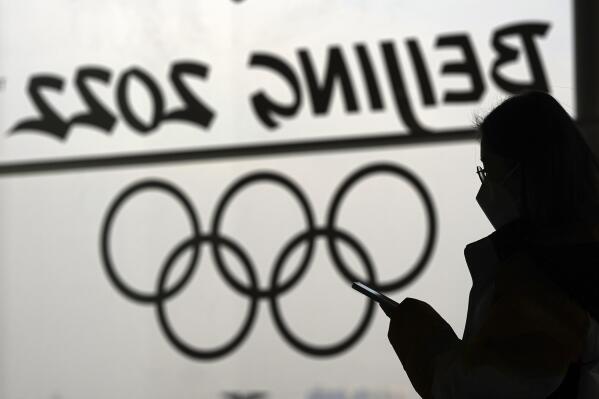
left=386, top=91, right=599, bottom=398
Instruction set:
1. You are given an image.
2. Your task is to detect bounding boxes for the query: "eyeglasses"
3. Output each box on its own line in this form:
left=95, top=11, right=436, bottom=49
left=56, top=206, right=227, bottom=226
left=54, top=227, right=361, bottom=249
left=476, top=162, right=520, bottom=184
left=476, top=165, right=487, bottom=183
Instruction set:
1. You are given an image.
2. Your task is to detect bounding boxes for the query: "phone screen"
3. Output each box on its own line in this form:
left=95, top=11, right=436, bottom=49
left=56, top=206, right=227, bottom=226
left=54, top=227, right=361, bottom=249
left=351, top=281, right=399, bottom=317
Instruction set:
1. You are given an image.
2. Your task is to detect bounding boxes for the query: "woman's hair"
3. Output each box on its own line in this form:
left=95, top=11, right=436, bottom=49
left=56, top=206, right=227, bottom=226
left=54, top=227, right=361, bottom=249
left=477, top=91, right=599, bottom=228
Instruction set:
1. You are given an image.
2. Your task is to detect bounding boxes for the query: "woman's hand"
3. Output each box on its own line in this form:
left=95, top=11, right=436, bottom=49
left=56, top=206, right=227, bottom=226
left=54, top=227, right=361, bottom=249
left=386, top=298, right=460, bottom=399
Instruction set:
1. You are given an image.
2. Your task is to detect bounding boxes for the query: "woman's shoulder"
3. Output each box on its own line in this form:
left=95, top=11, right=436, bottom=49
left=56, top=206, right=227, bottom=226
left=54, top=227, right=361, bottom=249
left=490, top=250, right=589, bottom=347
left=465, top=251, right=590, bottom=378
left=494, top=251, right=584, bottom=311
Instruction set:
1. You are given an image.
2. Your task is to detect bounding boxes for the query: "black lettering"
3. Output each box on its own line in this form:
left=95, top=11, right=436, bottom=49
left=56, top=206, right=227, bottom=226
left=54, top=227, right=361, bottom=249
left=381, top=41, right=428, bottom=134
left=406, top=39, right=437, bottom=106
left=436, top=34, right=485, bottom=103
left=249, top=53, right=302, bottom=129
left=355, top=44, right=384, bottom=110
left=10, top=75, right=70, bottom=139
left=70, top=67, right=116, bottom=132
left=299, top=47, right=359, bottom=115
left=163, top=61, right=215, bottom=129
left=116, top=68, right=163, bottom=133
left=491, top=22, right=551, bottom=93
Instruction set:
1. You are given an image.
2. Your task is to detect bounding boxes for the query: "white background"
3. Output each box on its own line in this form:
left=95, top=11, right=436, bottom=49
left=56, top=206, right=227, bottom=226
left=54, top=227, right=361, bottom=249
left=0, top=1, right=573, bottom=398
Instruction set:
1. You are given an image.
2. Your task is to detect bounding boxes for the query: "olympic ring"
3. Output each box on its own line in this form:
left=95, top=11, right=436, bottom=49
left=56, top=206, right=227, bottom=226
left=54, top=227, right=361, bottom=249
left=211, top=172, right=316, bottom=298
left=326, top=163, right=436, bottom=291
left=269, top=228, right=376, bottom=356
left=156, top=234, right=259, bottom=360
left=101, top=180, right=201, bottom=303
left=99, top=162, right=437, bottom=360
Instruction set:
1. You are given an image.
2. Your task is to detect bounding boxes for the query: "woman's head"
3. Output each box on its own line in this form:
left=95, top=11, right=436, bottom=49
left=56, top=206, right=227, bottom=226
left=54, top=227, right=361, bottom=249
left=476, top=91, right=599, bottom=229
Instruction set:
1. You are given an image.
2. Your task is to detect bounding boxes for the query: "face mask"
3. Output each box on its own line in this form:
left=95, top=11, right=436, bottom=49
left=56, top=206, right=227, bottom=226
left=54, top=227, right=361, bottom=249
left=476, top=164, right=522, bottom=229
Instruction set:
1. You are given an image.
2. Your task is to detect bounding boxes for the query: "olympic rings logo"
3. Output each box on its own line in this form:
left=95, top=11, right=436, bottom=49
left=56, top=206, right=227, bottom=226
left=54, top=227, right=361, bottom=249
left=100, top=162, right=437, bottom=360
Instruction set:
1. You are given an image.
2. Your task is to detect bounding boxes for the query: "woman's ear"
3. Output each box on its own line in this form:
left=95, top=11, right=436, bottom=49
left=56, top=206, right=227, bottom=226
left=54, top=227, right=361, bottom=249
left=510, top=164, right=530, bottom=217
left=497, top=164, right=524, bottom=211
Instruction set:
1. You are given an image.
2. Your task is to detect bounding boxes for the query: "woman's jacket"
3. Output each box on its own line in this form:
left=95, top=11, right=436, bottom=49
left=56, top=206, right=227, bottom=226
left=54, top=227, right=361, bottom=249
left=388, top=219, right=599, bottom=398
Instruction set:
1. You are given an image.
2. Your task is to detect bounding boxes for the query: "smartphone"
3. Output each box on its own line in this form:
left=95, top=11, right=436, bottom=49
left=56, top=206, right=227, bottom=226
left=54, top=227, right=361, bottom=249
left=351, top=281, right=399, bottom=317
